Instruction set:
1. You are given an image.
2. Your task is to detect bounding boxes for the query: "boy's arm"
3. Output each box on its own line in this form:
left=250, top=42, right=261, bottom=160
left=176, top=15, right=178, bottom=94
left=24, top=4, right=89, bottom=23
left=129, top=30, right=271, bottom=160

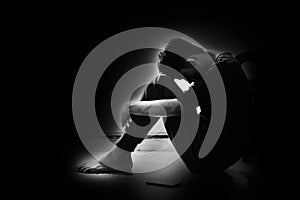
left=128, top=99, right=181, bottom=117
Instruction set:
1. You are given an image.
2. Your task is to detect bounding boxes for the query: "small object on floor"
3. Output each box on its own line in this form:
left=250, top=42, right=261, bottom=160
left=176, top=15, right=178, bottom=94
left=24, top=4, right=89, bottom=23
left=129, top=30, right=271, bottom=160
left=145, top=177, right=182, bottom=188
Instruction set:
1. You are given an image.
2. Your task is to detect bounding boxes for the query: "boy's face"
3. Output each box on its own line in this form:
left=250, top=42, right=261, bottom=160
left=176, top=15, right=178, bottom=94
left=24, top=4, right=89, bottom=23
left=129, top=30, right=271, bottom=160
left=158, top=49, right=215, bottom=77
left=157, top=50, right=202, bottom=82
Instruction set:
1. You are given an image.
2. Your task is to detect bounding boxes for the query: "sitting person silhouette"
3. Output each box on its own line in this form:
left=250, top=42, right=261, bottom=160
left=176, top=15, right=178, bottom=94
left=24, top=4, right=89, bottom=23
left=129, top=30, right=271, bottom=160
left=76, top=37, right=252, bottom=174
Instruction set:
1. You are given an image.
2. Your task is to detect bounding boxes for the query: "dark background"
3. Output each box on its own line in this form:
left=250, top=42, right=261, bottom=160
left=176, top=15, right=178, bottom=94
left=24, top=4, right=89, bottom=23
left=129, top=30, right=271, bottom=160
left=12, top=5, right=287, bottom=200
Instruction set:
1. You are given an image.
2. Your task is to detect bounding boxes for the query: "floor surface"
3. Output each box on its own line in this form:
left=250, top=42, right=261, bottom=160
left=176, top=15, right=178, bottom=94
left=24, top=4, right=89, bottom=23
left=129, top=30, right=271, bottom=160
left=70, top=137, right=264, bottom=200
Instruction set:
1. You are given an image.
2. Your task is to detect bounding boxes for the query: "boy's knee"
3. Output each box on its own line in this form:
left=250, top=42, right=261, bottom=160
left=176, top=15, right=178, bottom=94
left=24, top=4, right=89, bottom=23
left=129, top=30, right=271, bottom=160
left=130, top=115, right=151, bottom=127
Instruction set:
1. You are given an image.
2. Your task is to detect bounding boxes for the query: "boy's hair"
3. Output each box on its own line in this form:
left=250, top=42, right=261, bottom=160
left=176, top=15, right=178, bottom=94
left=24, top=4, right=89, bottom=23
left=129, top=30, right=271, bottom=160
left=158, top=38, right=216, bottom=77
left=163, top=38, right=207, bottom=59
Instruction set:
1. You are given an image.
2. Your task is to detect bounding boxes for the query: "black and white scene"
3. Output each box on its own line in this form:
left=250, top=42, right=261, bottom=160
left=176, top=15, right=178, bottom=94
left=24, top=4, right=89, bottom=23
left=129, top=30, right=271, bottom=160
left=24, top=7, right=284, bottom=200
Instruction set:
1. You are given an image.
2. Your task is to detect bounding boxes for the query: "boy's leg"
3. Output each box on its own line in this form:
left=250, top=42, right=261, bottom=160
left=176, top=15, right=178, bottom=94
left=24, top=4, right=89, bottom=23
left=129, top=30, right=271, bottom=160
left=76, top=115, right=160, bottom=174
left=115, top=115, right=160, bottom=152
left=77, top=77, right=175, bottom=174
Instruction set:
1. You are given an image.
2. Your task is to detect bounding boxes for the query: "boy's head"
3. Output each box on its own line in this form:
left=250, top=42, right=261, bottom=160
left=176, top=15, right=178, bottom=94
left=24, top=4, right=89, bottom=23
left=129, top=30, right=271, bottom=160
left=157, top=38, right=216, bottom=81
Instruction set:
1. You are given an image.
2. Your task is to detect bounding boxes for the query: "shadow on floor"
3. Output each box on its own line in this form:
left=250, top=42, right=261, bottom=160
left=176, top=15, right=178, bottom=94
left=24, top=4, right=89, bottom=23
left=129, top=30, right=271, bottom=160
left=70, top=138, right=264, bottom=200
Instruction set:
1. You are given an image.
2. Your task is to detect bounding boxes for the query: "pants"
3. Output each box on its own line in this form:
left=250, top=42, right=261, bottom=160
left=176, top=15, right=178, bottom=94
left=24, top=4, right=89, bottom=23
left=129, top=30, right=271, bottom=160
left=116, top=61, right=252, bottom=172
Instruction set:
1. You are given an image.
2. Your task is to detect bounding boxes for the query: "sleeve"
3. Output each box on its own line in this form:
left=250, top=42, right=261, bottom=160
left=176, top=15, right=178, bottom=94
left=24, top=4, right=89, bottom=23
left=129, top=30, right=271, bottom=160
left=141, top=75, right=177, bottom=101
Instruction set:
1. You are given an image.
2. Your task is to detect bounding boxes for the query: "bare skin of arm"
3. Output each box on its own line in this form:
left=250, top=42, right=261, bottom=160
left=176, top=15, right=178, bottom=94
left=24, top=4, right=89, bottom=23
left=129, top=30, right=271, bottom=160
left=120, top=99, right=182, bottom=128
left=128, top=99, right=181, bottom=117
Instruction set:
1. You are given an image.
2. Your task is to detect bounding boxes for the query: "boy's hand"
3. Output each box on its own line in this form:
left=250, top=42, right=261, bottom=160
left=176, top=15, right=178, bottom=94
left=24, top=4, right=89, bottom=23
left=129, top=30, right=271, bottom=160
left=216, top=52, right=239, bottom=65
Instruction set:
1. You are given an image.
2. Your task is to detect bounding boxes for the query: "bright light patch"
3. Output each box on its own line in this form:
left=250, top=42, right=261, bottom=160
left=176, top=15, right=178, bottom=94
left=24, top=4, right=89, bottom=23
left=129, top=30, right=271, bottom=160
left=174, top=78, right=194, bottom=93
left=196, top=106, right=201, bottom=115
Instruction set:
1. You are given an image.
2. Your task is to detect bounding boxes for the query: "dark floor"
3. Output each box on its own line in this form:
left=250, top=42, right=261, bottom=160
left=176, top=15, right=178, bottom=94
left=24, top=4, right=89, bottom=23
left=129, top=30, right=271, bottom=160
left=64, top=138, right=265, bottom=200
